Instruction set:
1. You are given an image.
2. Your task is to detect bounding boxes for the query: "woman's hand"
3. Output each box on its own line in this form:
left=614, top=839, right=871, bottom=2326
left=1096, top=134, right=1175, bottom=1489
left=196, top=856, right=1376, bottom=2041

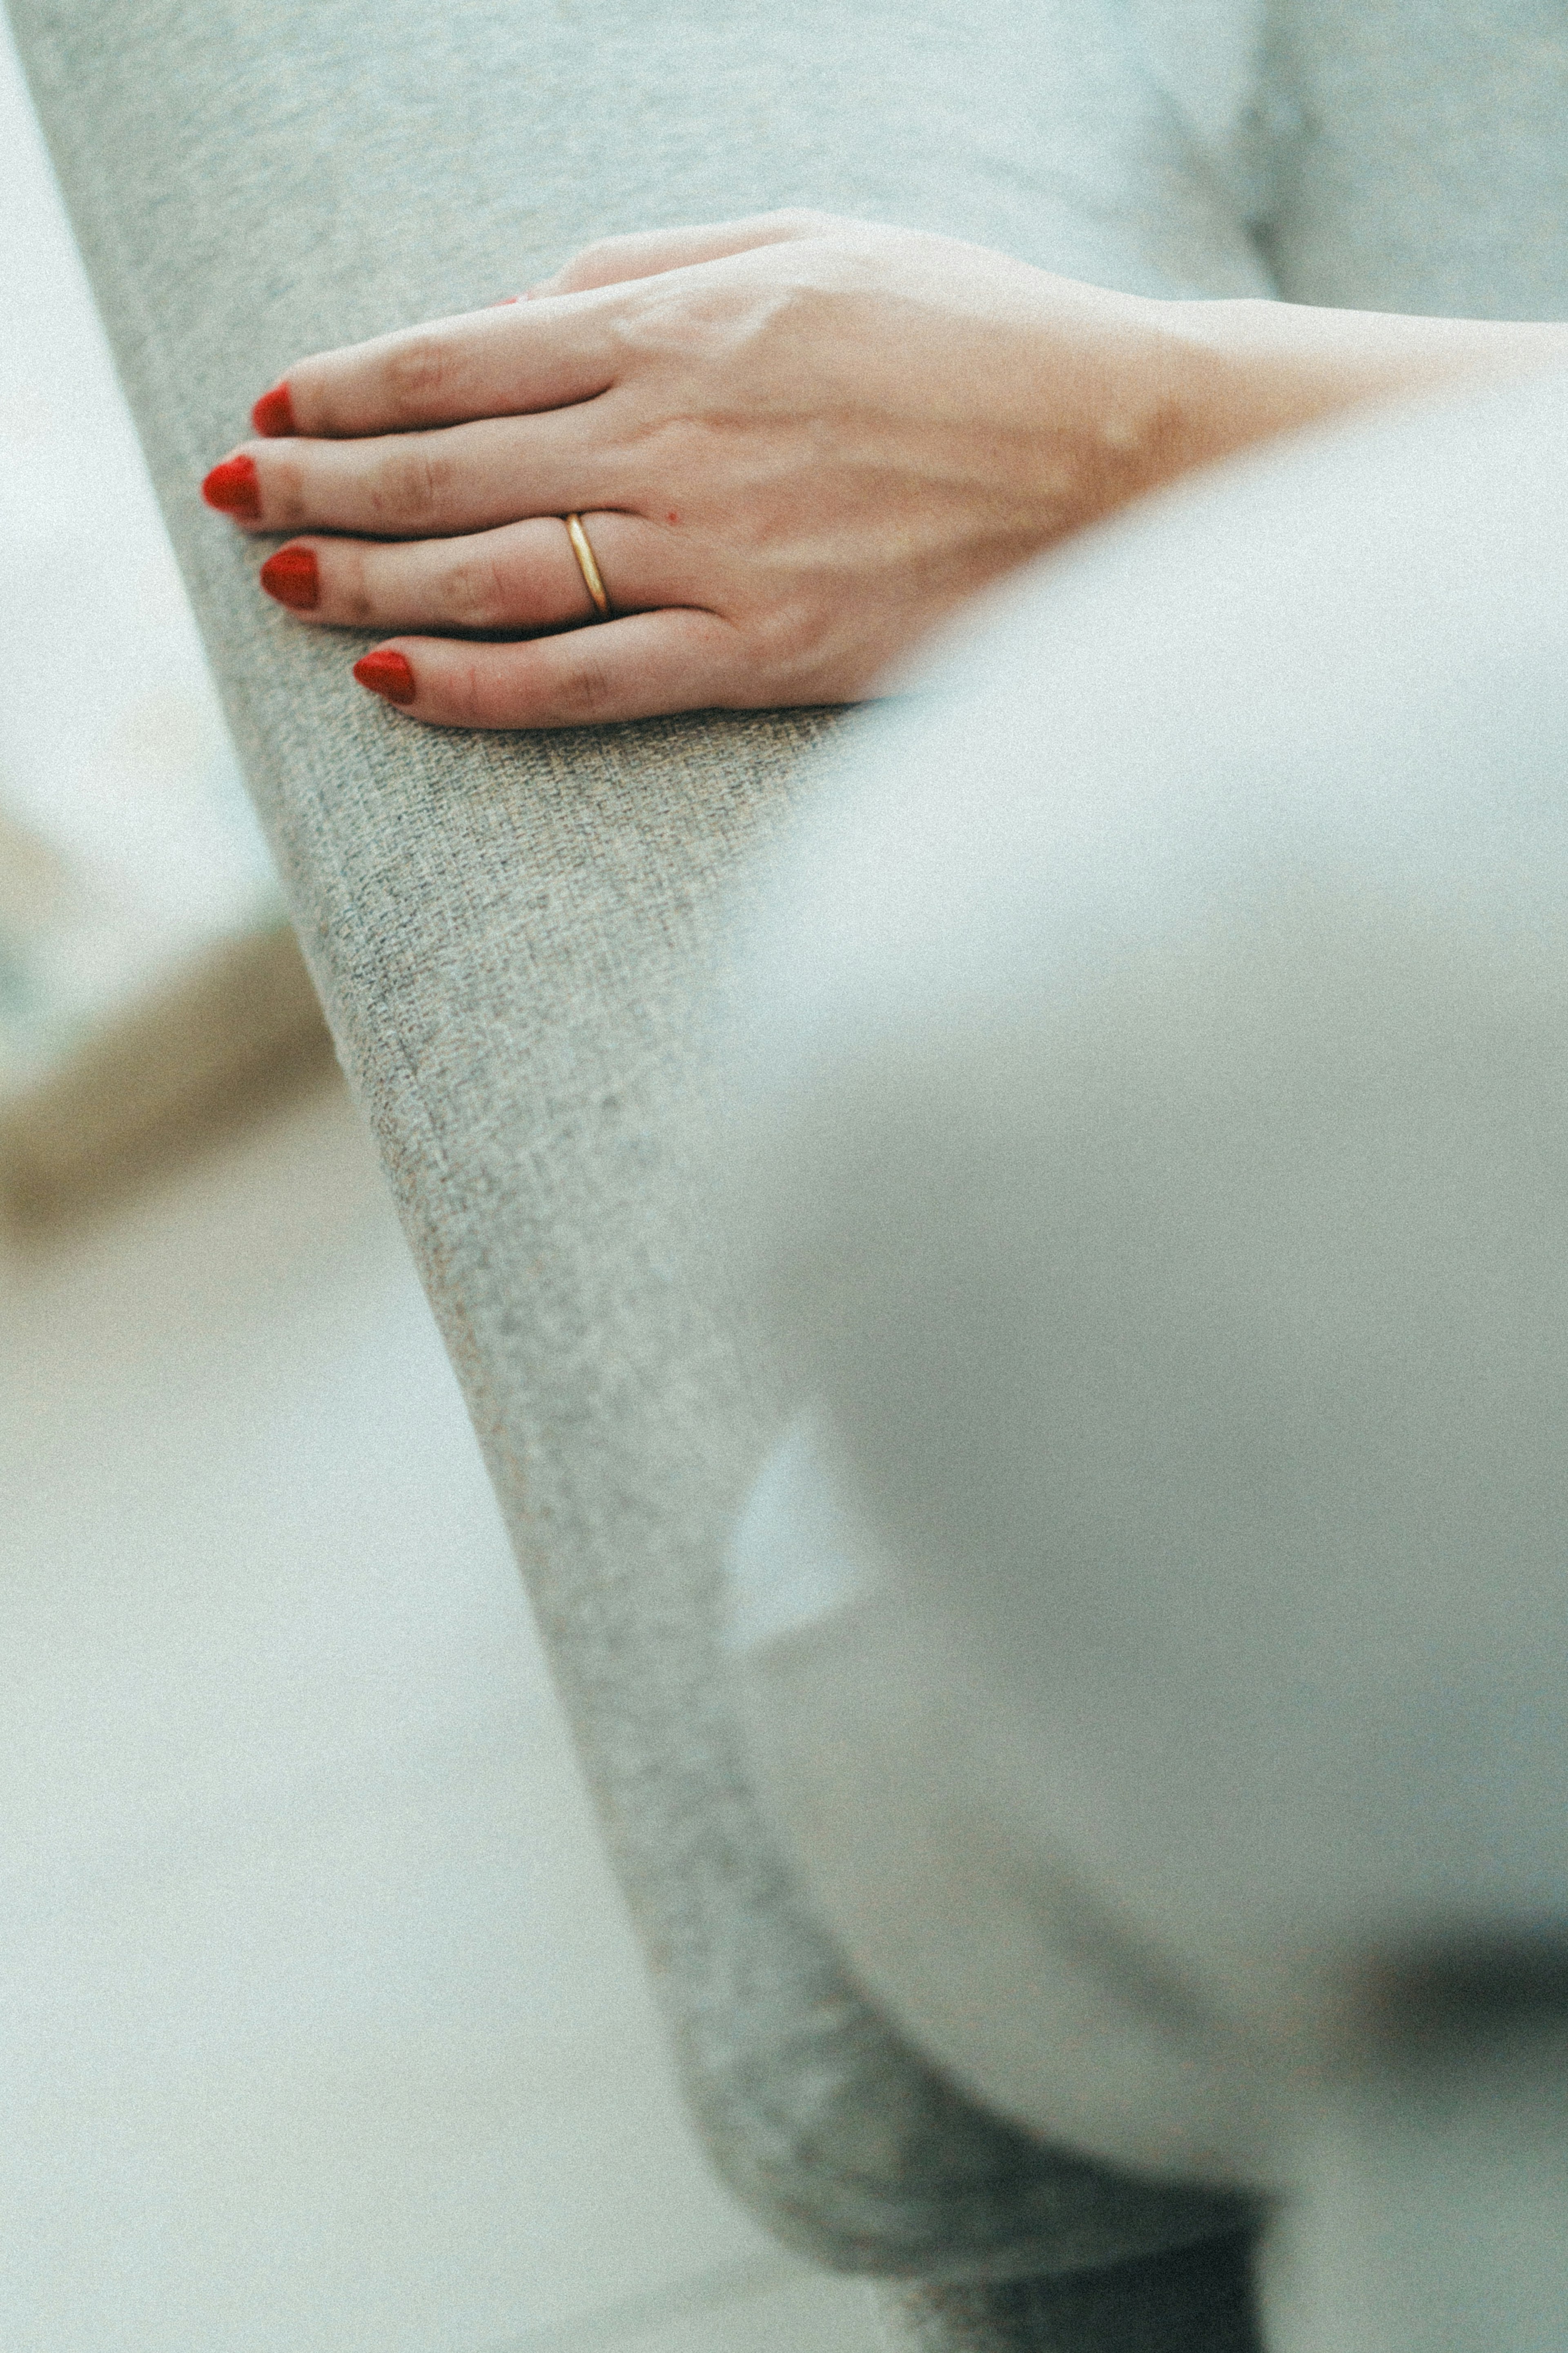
left=203, top=208, right=1568, bottom=728
left=203, top=212, right=1235, bottom=727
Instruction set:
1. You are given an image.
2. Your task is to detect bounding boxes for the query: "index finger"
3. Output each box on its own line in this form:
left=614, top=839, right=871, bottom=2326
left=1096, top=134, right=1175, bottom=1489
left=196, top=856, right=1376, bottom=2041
left=531, top=208, right=837, bottom=298
left=256, top=295, right=620, bottom=440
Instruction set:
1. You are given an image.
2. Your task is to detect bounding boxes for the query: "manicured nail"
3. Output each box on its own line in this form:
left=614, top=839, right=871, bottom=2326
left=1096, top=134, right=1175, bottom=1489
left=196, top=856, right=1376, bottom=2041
left=259, top=543, right=318, bottom=610
left=251, top=381, right=296, bottom=437
left=202, top=453, right=261, bottom=517
left=353, top=649, right=416, bottom=705
left=488, top=294, right=519, bottom=307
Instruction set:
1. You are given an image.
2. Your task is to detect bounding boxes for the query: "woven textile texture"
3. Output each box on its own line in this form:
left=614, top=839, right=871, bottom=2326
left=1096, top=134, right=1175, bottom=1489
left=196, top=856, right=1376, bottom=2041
left=2, top=0, right=1270, bottom=2284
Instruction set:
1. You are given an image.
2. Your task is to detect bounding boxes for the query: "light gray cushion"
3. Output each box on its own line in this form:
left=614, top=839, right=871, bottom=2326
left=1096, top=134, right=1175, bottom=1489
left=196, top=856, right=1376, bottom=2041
left=7, top=0, right=1269, bottom=2283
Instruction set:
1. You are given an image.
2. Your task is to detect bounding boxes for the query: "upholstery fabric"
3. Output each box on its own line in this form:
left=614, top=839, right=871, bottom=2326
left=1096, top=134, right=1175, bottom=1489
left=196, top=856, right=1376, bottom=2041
left=4, top=0, right=1270, bottom=2284
left=1130, top=0, right=1568, bottom=318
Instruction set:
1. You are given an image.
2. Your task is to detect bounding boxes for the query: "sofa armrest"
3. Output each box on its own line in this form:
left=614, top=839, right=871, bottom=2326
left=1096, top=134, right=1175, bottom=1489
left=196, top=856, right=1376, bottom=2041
left=6, top=0, right=1264, bottom=2279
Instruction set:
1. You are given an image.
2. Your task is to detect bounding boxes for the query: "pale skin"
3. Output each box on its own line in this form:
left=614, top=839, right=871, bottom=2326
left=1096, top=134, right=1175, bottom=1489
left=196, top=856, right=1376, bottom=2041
left=202, top=209, right=1568, bottom=728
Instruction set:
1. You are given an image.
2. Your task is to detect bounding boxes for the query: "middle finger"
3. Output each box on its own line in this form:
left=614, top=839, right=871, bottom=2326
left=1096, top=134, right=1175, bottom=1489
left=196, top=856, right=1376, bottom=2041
left=203, top=407, right=620, bottom=538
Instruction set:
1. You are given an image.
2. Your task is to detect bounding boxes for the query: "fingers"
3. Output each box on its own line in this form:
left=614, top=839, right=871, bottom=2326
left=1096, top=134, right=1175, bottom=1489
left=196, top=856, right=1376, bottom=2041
left=530, top=208, right=837, bottom=297
left=205, top=407, right=618, bottom=537
left=258, top=511, right=676, bottom=633
left=253, top=212, right=838, bottom=439
left=353, top=609, right=746, bottom=728
left=273, top=298, right=620, bottom=439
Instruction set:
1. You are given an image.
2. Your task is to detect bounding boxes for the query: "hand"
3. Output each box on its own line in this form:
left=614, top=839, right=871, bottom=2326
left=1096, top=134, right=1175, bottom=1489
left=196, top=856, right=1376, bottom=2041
left=203, top=207, right=1568, bottom=729
left=203, top=212, right=1228, bottom=728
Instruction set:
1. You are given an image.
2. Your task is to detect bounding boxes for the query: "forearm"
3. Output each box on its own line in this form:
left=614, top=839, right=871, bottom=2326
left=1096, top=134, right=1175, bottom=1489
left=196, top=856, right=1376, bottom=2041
left=1152, top=294, right=1568, bottom=468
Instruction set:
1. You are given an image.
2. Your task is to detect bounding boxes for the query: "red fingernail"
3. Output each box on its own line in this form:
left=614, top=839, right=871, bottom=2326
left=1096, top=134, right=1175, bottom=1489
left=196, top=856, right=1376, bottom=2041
left=202, top=453, right=261, bottom=517
left=353, top=649, right=416, bottom=705
left=488, top=295, right=519, bottom=307
left=251, top=381, right=296, bottom=437
left=259, top=543, right=318, bottom=610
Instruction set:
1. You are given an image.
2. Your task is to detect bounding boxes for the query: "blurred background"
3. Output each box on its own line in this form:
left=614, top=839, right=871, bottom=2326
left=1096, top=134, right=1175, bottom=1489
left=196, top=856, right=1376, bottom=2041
left=0, top=21, right=883, bottom=2351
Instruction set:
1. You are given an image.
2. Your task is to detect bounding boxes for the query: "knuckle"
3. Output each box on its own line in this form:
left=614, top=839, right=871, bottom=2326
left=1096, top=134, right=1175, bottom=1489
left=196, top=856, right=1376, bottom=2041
left=558, top=235, right=624, bottom=290
left=378, top=441, right=449, bottom=524
left=335, top=557, right=367, bottom=626
left=441, top=547, right=511, bottom=630
left=749, top=601, right=804, bottom=673
left=262, top=456, right=305, bottom=525
left=342, top=551, right=381, bottom=627
left=381, top=330, right=454, bottom=419
left=548, top=647, right=618, bottom=723
left=458, top=657, right=499, bottom=720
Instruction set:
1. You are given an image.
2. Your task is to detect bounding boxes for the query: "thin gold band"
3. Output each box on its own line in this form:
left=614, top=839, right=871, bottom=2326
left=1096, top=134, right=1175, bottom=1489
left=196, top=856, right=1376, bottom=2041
left=564, top=512, right=611, bottom=619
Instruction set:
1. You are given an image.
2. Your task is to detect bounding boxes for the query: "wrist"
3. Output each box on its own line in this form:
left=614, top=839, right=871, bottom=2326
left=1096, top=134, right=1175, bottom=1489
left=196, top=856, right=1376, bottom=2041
left=1148, top=294, right=1568, bottom=466
left=1008, top=285, right=1259, bottom=541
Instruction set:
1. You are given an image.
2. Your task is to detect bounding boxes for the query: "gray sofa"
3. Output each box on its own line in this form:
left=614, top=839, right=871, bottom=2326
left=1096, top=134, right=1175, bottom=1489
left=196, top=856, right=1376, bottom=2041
left=12, top=0, right=1564, bottom=2344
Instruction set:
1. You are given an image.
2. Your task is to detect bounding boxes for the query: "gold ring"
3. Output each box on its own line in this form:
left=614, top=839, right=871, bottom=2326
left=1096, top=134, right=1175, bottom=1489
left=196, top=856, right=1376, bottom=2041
left=564, top=513, right=611, bottom=619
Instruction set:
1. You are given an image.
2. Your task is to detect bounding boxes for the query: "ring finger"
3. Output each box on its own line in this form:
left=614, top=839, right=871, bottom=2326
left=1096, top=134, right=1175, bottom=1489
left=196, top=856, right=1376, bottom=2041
left=256, top=510, right=684, bottom=636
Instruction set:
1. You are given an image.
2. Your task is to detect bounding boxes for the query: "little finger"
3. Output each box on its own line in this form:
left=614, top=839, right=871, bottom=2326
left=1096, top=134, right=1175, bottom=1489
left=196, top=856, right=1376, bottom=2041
left=351, top=609, right=747, bottom=728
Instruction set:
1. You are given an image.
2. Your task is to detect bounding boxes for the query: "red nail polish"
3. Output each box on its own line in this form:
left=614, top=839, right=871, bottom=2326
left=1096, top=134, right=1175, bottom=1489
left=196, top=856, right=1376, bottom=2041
left=202, top=453, right=261, bottom=517
left=259, top=544, right=318, bottom=610
left=488, top=295, right=519, bottom=307
left=353, top=649, right=416, bottom=705
left=251, top=381, right=296, bottom=437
